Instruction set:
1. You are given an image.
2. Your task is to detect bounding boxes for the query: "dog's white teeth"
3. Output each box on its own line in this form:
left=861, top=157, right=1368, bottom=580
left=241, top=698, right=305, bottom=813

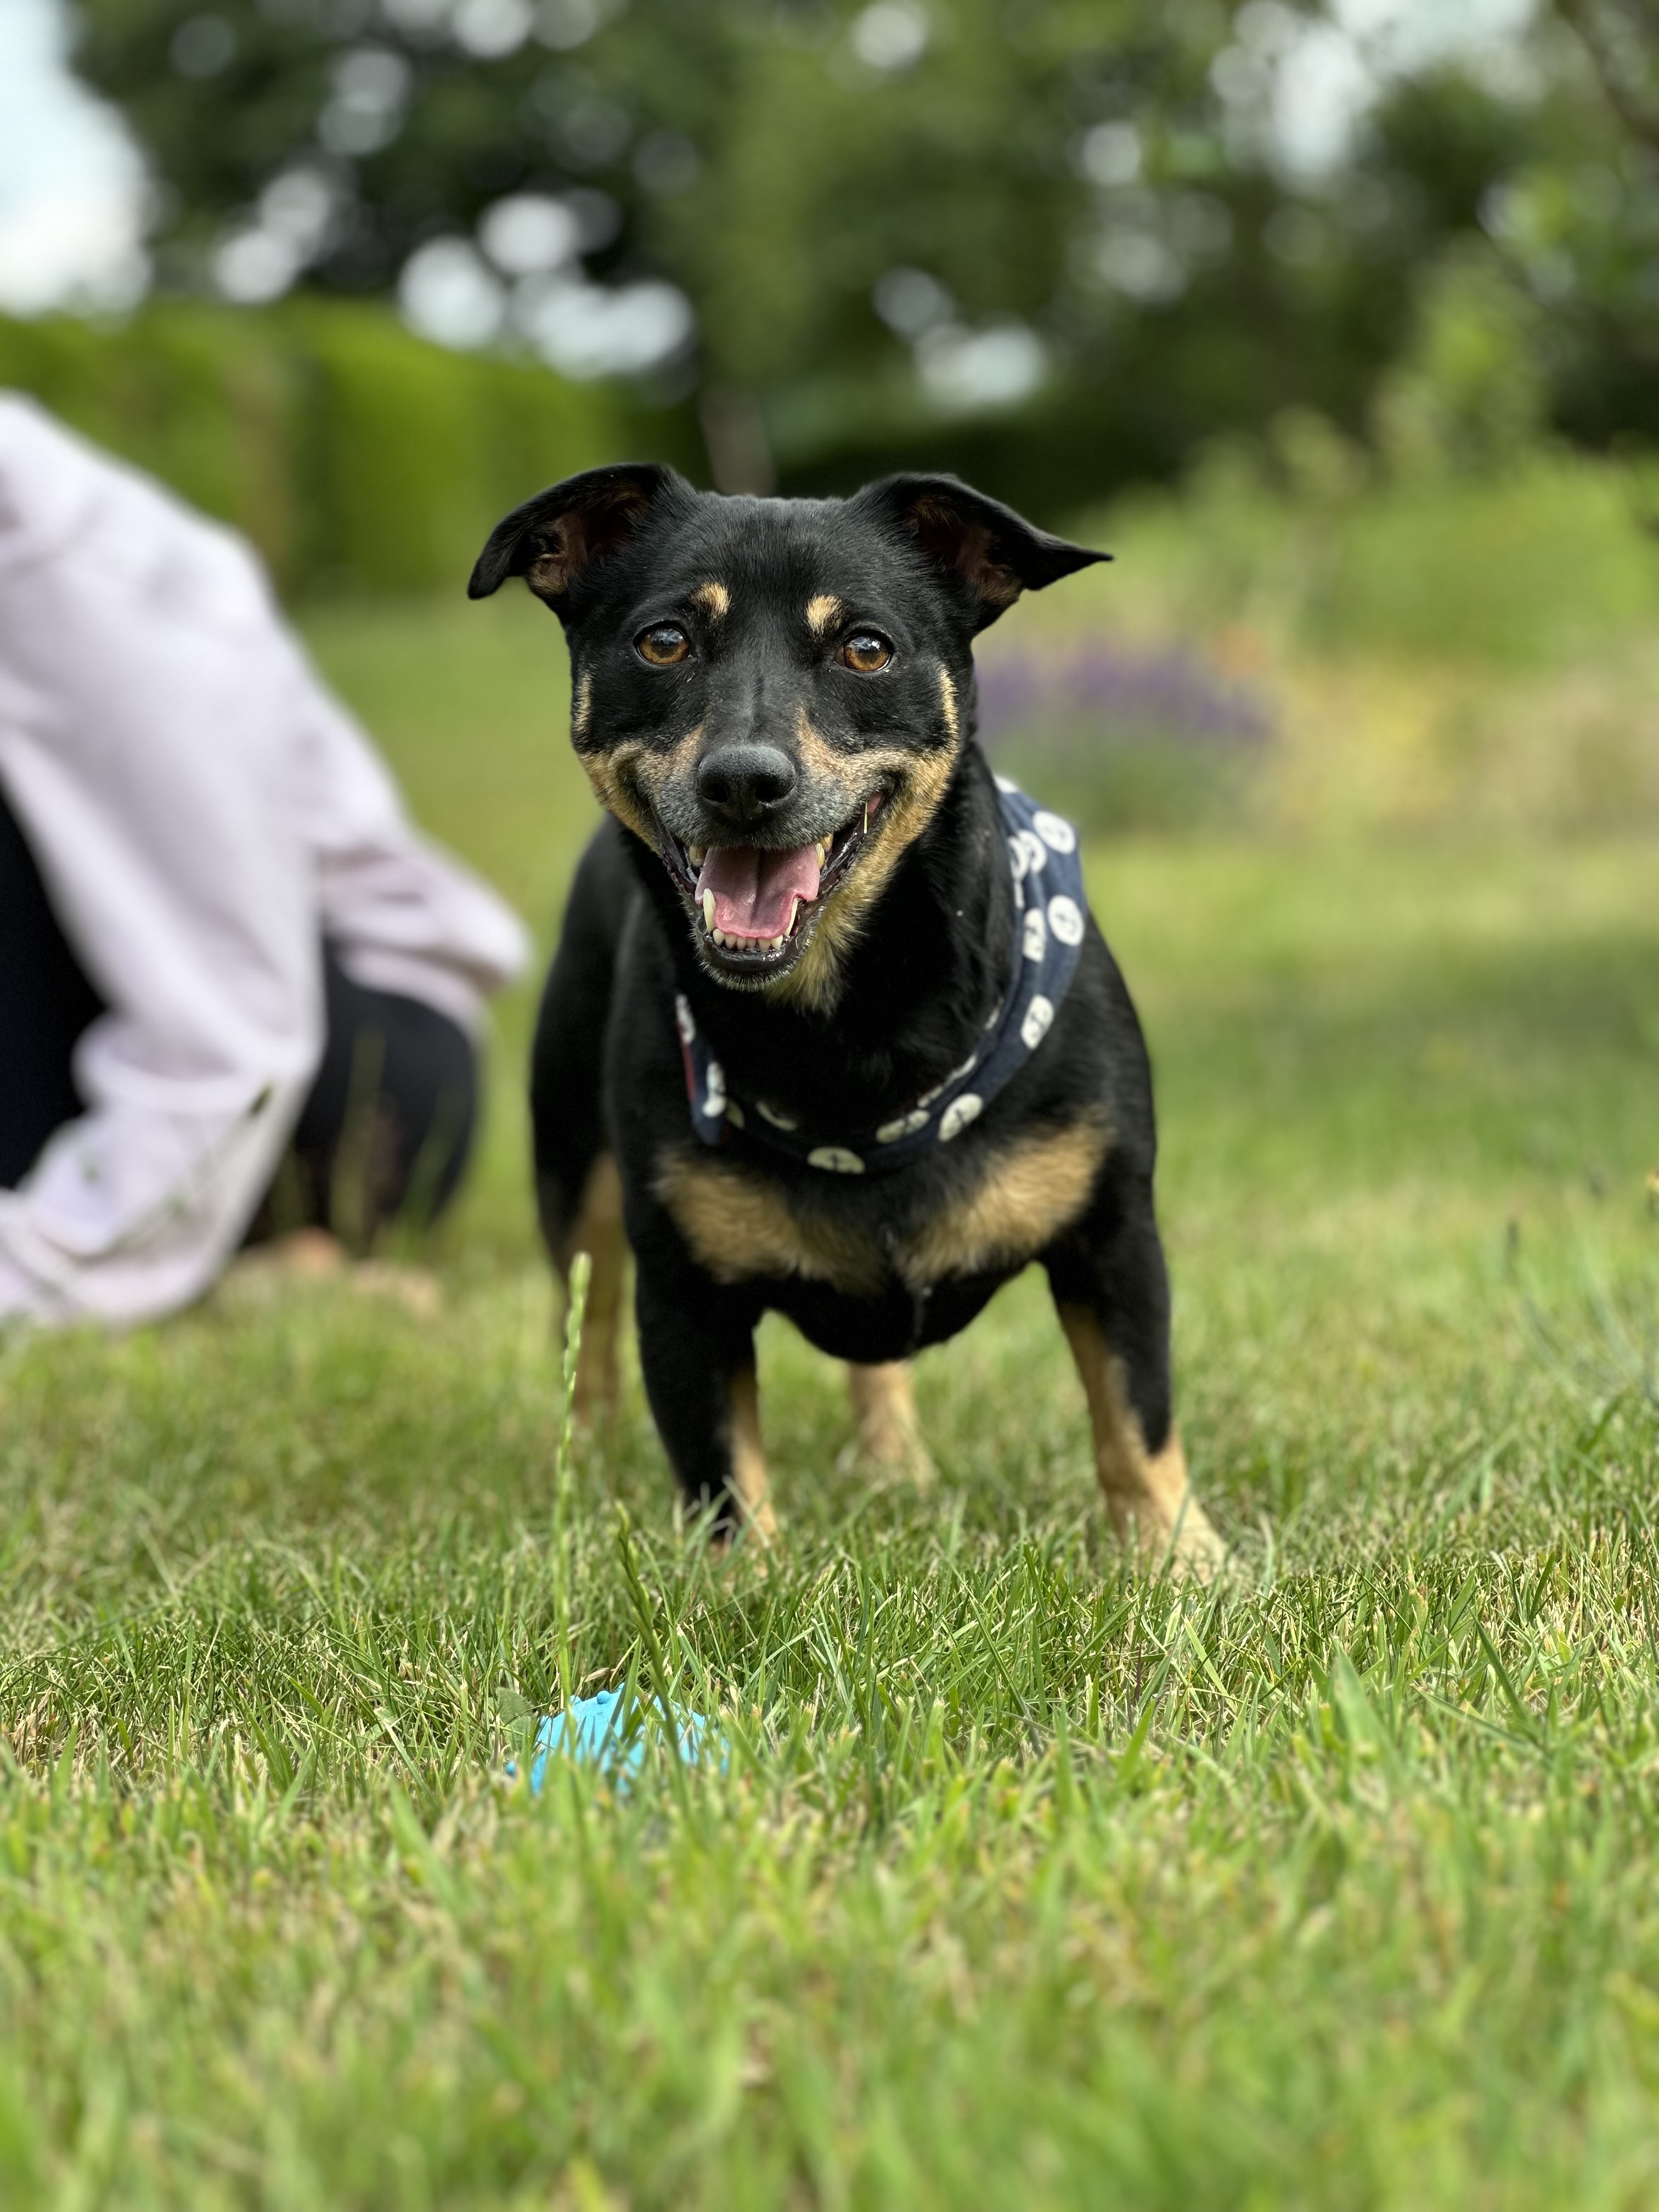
left=863, top=799, right=872, bottom=834
left=816, top=837, right=831, bottom=866
left=701, top=889, right=715, bottom=930
left=689, top=844, right=706, bottom=867
left=707, top=924, right=790, bottom=954
left=788, top=894, right=801, bottom=934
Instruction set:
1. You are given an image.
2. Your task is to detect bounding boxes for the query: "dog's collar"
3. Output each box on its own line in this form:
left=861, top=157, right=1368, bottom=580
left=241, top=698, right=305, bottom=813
left=674, top=777, right=1088, bottom=1177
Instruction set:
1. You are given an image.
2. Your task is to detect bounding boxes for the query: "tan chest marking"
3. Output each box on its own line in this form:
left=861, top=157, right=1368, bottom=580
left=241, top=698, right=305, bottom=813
left=656, top=1152, right=884, bottom=1294
left=901, top=1118, right=1108, bottom=1284
left=656, top=1116, right=1109, bottom=1296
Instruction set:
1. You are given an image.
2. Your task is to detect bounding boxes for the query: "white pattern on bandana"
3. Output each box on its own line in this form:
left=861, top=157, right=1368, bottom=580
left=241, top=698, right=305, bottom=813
left=1046, top=894, right=1084, bottom=947
left=1020, top=995, right=1055, bottom=1051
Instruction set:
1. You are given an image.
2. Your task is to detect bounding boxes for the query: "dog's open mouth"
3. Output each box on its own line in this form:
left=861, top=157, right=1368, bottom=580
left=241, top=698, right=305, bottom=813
left=659, top=792, right=884, bottom=973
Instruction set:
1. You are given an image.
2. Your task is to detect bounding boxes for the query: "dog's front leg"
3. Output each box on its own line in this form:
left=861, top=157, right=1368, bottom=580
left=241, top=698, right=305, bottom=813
left=634, top=1259, right=776, bottom=1547
left=1046, top=1192, right=1225, bottom=1581
left=1057, top=1311, right=1223, bottom=1581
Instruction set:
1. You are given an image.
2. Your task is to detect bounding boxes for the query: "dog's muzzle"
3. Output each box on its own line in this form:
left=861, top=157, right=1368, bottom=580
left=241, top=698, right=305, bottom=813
left=657, top=791, right=885, bottom=977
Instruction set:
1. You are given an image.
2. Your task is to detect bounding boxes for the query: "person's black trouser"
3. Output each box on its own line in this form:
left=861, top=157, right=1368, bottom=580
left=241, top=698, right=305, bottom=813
left=0, top=786, right=478, bottom=1245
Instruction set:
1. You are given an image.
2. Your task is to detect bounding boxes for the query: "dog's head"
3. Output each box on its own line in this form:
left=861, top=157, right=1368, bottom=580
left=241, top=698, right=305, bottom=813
left=470, top=466, right=1104, bottom=1007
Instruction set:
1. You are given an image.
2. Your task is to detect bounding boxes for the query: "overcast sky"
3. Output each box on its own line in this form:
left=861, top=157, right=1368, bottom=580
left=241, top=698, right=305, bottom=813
left=0, top=0, right=1537, bottom=319
left=0, top=0, right=148, bottom=312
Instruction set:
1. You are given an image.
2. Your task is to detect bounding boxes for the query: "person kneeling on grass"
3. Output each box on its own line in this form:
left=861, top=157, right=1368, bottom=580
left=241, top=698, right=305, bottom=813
left=0, top=393, right=531, bottom=1325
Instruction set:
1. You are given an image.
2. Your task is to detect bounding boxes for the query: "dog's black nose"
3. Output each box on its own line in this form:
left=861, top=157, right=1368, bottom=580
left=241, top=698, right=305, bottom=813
left=696, top=742, right=798, bottom=824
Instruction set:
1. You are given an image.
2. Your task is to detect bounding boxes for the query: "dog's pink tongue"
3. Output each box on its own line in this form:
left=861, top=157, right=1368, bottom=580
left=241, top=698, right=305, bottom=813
left=696, top=843, right=822, bottom=939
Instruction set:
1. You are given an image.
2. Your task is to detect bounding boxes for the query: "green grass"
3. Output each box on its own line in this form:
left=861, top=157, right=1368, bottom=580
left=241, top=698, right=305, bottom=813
left=7, top=591, right=1659, bottom=2206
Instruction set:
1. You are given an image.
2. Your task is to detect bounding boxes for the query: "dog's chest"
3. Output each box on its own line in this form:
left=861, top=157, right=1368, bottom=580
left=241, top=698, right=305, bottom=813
left=654, top=1116, right=1109, bottom=1297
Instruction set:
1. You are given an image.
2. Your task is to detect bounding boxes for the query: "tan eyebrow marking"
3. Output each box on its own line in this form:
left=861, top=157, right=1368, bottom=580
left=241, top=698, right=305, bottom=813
left=691, top=581, right=731, bottom=619
left=939, top=668, right=958, bottom=742
left=805, top=593, right=844, bottom=636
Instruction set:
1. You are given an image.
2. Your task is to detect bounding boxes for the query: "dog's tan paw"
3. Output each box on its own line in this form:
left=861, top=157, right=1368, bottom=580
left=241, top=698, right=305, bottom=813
left=1156, top=1495, right=1229, bottom=1584
left=844, top=1361, right=935, bottom=1491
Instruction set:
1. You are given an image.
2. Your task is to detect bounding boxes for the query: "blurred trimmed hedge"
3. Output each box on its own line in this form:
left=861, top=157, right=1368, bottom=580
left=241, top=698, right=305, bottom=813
left=0, top=301, right=640, bottom=598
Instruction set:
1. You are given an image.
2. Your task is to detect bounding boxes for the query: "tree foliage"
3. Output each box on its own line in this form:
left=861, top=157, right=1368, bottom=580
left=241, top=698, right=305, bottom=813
left=68, top=0, right=1659, bottom=506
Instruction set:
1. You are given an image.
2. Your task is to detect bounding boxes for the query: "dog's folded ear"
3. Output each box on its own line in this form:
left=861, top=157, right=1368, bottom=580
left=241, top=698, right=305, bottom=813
left=851, top=473, right=1108, bottom=632
left=468, top=462, right=687, bottom=608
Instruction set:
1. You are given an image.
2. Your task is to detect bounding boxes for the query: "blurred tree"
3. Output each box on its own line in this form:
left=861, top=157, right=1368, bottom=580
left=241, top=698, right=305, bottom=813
left=1372, top=241, right=1549, bottom=477
left=1475, top=3, right=1659, bottom=451
left=1555, top=0, right=1659, bottom=147
left=63, top=0, right=1659, bottom=506
left=71, top=0, right=1234, bottom=487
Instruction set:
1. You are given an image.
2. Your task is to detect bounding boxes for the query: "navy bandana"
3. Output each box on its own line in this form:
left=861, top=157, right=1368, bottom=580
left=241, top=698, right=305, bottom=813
left=675, top=776, right=1088, bottom=1177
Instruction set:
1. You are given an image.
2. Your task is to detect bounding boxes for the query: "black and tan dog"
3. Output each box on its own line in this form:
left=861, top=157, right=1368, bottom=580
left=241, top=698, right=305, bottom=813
left=469, top=464, right=1223, bottom=1574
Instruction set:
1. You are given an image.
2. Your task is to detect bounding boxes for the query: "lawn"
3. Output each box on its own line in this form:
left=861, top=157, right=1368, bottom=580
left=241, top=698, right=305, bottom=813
left=5, top=583, right=1659, bottom=2207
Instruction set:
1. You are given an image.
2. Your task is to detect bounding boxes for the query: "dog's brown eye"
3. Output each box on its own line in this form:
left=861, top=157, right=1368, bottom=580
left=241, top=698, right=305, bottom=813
left=839, top=631, right=893, bottom=673
left=636, top=623, right=691, bottom=666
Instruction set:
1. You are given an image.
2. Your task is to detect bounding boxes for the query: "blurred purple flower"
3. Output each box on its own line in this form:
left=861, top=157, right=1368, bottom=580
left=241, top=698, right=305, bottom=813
left=974, top=640, right=1273, bottom=752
